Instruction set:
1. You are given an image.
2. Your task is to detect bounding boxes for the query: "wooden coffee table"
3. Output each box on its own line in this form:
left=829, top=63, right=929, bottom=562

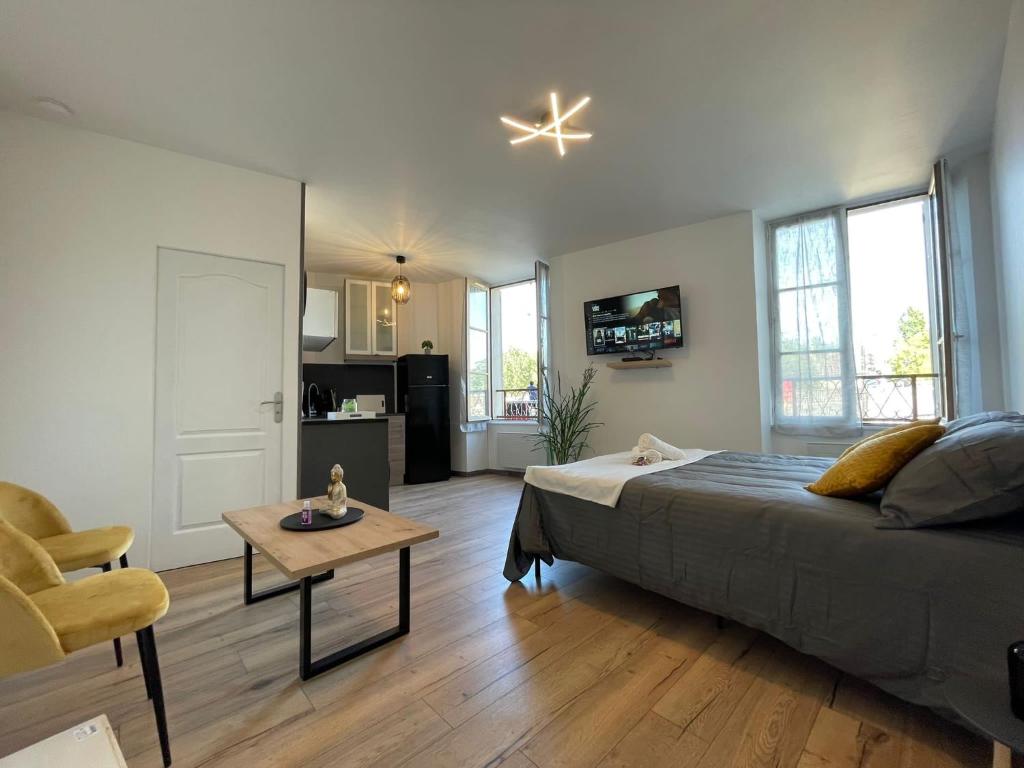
left=222, top=497, right=438, bottom=680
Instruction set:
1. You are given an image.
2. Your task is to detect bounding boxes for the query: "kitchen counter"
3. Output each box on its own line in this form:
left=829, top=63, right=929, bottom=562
left=302, top=415, right=389, bottom=423
left=300, top=418, right=389, bottom=508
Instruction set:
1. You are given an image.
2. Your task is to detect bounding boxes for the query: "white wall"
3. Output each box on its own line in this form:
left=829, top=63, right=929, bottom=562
left=0, top=112, right=302, bottom=568
left=302, top=271, right=438, bottom=364
left=992, top=0, right=1024, bottom=410
left=549, top=212, right=763, bottom=456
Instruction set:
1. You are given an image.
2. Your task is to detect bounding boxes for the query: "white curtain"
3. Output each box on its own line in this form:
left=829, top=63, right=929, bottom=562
left=534, top=260, right=552, bottom=426
left=769, top=208, right=860, bottom=435
left=462, top=278, right=489, bottom=430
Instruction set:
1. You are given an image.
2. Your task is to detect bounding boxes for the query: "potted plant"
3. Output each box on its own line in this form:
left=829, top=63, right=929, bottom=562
left=534, top=364, right=602, bottom=465
left=421, top=339, right=434, bottom=354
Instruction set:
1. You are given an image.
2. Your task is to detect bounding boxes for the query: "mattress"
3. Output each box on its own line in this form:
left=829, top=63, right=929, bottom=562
left=504, top=451, right=1024, bottom=713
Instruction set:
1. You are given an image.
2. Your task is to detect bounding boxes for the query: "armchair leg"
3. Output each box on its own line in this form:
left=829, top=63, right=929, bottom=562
left=138, top=625, right=171, bottom=767
left=101, top=562, right=124, bottom=668
left=119, top=554, right=129, bottom=568
left=135, top=630, right=153, bottom=700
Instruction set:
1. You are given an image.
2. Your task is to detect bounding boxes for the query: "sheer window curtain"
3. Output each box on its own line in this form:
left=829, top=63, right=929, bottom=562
left=463, top=279, right=490, bottom=429
left=769, top=208, right=860, bottom=436
left=534, top=260, right=552, bottom=427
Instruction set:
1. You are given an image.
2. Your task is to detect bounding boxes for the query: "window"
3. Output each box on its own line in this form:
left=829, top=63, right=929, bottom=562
left=770, top=209, right=855, bottom=431
left=466, top=281, right=490, bottom=421
left=848, top=197, right=940, bottom=423
left=769, top=195, right=945, bottom=433
left=490, top=280, right=539, bottom=421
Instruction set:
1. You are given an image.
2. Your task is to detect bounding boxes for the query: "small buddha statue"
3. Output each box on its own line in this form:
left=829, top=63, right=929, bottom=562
left=327, top=464, right=347, bottom=519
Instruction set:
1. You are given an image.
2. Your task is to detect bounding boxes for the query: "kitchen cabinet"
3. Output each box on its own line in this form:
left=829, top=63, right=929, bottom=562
left=302, top=287, right=338, bottom=352
left=345, top=279, right=397, bottom=357
left=300, top=419, right=390, bottom=509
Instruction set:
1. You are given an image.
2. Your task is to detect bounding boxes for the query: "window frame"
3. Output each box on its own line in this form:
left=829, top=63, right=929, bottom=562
left=768, top=191, right=951, bottom=433
left=466, top=279, right=491, bottom=422
left=488, top=277, right=540, bottom=423
left=767, top=207, right=857, bottom=433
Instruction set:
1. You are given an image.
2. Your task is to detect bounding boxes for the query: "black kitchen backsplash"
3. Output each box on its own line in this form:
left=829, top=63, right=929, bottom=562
left=302, top=363, right=396, bottom=414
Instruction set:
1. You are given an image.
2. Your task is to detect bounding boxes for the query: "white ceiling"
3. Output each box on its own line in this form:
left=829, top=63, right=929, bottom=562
left=0, top=0, right=1012, bottom=284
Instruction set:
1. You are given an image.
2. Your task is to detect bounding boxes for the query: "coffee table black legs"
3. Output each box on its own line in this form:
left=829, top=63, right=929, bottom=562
left=298, top=547, right=410, bottom=680
left=243, top=541, right=334, bottom=605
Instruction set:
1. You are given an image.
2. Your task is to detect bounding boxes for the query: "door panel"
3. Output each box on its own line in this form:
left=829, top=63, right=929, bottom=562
left=405, top=386, right=450, bottom=483
left=928, top=160, right=957, bottom=419
left=176, top=274, right=268, bottom=433
left=153, top=248, right=285, bottom=570
left=372, top=281, right=397, bottom=355
left=345, top=280, right=371, bottom=355
left=178, top=451, right=266, bottom=528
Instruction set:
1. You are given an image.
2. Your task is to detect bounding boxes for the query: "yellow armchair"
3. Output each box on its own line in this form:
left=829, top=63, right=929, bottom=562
left=0, top=521, right=172, bottom=766
left=0, top=482, right=134, bottom=570
left=0, top=481, right=135, bottom=666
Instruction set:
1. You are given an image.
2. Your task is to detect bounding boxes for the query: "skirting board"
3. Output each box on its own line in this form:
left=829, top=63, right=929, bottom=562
left=450, top=469, right=525, bottom=478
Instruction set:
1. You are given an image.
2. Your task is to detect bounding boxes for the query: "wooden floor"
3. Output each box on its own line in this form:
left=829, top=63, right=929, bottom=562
left=0, top=475, right=993, bottom=767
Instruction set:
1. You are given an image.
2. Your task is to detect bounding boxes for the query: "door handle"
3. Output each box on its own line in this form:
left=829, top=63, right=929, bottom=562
left=261, top=392, right=284, bottom=423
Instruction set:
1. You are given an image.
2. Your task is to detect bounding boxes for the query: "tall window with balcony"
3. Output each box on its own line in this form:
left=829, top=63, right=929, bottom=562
left=490, top=280, right=539, bottom=421
left=769, top=195, right=947, bottom=434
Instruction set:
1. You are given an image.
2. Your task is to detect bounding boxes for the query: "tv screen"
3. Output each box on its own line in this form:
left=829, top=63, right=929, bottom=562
left=584, top=286, right=683, bottom=356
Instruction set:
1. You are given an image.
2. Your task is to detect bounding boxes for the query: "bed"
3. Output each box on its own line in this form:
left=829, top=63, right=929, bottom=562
left=504, top=450, right=1024, bottom=715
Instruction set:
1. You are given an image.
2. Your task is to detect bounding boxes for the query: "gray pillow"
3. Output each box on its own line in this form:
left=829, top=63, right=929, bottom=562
left=943, top=410, right=1024, bottom=436
left=877, top=419, right=1024, bottom=528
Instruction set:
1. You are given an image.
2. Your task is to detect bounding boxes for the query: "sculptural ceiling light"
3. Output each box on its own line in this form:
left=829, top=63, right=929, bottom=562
left=500, top=93, right=592, bottom=157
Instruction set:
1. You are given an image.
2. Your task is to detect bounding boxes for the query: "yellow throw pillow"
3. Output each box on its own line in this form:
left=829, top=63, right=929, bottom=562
left=808, top=424, right=945, bottom=498
left=837, top=418, right=942, bottom=459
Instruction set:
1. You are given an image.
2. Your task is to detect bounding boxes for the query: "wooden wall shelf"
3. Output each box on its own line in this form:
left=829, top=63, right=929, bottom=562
left=606, top=359, right=673, bottom=370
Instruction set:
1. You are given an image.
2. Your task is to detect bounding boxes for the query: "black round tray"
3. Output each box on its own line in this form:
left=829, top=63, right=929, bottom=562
left=280, top=507, right=364, bottom=531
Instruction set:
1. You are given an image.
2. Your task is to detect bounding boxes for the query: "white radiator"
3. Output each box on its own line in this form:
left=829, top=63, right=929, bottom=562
left=496, top=432, right=545, bottom=470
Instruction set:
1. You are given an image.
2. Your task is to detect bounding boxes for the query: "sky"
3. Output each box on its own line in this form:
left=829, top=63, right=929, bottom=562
left=498, top=281, right=537, bottom=354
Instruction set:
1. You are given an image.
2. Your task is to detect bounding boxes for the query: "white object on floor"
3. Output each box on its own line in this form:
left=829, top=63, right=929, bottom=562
left=525, top=448, right=720, bottom=507
left=0, top=714, right=127, bottom=768
left=637, top=433, right=687, bottom=460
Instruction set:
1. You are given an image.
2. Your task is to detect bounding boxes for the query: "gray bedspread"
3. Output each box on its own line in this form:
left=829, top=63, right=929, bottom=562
left=504, top=451, right=1024, bottom=713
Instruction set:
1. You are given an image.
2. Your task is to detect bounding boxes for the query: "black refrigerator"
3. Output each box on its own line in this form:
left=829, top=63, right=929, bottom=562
left=397, top=354, right=451, bottom=484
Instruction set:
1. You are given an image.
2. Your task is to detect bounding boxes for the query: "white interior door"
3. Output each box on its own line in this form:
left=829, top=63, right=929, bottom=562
left=152, top=248, right=285, bottom=570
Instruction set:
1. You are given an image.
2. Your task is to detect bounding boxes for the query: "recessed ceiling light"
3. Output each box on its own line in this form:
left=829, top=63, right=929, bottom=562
left=500, top=92, right=592, bottom=157
left=34, top=97, right=75, bottom=117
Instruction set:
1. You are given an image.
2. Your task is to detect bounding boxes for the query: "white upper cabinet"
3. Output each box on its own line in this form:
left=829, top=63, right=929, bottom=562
left=373, top=281, right=397, bottom=356
left=345, top=279, right=396, bottom=357
left=345, top=279, right=372, bottom=355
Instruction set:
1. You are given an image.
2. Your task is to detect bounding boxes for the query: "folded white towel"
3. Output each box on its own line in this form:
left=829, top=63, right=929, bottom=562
left=526, top=449, right=721, bottom=507
left=630, top=447, right=663, bottom=465
left=637, top=433, right=686, bottom=460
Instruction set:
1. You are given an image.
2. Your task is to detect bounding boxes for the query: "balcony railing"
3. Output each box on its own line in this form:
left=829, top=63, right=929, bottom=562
left=780, top=373, right=941, bottom=423
left=494, top=388, right=539, bottom=421
left=856, top=373, right=940, bottom=422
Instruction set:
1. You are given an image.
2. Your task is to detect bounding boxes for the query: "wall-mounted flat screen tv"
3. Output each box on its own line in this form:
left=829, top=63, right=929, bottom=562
left=584, top=285, right=683, bottom=356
